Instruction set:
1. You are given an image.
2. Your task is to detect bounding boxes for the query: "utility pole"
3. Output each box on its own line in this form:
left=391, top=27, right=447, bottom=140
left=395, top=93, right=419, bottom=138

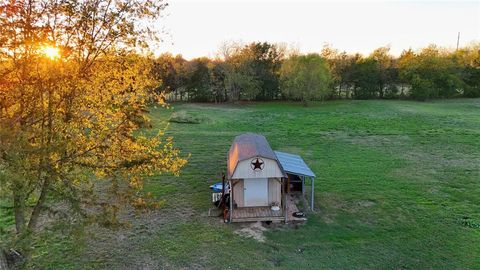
left=456, top=32, right=460, bottom=51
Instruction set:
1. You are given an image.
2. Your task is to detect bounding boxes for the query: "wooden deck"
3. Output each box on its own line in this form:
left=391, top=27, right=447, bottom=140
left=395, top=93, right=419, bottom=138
left=229, top=194, right=308, bottom=223
left=231, top=207, right=284, bottom=222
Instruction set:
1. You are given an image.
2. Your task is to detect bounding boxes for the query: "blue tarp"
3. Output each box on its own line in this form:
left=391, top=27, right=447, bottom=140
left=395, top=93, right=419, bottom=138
left=274, top=151, right=315, bottom=178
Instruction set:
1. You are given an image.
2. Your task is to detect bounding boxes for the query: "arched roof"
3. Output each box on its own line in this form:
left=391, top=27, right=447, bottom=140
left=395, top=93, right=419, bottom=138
left=227, top=133, right=279, bottom=179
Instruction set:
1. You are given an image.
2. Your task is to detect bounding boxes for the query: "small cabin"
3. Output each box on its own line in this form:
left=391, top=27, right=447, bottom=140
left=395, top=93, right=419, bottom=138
left=226, top=133, right=315, bottom=223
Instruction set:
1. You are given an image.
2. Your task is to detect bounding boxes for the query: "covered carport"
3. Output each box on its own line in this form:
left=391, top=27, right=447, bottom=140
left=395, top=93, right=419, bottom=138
left=274, top=151, right=316, bottom=210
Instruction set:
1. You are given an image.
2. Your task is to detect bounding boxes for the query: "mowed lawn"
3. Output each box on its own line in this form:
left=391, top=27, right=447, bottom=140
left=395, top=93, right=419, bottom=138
left=6, top=99, right=480, bottom=269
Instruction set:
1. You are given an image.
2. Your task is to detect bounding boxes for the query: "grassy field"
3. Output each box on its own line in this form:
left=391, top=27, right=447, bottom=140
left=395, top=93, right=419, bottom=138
left=3, top=99, right=480, bottom=269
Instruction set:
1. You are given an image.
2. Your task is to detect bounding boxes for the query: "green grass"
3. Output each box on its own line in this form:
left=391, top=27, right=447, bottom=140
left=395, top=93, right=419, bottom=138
left=4, top=99, right=480, bottom=269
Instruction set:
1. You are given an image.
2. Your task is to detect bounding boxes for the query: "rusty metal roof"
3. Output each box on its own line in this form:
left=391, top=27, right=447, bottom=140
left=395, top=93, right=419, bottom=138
left=227, top=133, right=278, bottom=178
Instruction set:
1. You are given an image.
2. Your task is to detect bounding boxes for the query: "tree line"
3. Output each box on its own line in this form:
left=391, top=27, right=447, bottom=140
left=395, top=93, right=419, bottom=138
left=153, top=42, right=480, bottom=104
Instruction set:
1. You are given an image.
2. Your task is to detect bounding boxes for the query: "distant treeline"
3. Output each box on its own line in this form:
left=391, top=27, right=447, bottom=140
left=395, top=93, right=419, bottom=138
left=152, top=42, right=480, bottom=103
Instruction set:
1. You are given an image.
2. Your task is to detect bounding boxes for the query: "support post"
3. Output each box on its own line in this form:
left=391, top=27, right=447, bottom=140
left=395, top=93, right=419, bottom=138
left=220, top=173, right=225, bottom=210
left=287, top=174, right=290, bottom=194
left=284, top=185, right=288, bottom=223
left=310, top=177, right=315, bottom=211
left=229, top=180, right=233, bottom=222
left=302, top=176, right=305, bottom=195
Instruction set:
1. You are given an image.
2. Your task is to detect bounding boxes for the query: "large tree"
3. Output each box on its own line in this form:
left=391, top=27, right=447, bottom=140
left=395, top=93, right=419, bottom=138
left=369, top=46, right=398, bottom=98
left=245, top=42, right=284, bottom=101
left=184, top=57, right=212, bottom=102
left=221, top=42, right=261, bottom=102
left=209, top=60, right=228, bottom=103
left=0, top=0, right=187, bottom=241
left=399, top=45, right=463, bottom=101
left=321, top=44, right=343, bottom=99
left=152, top=53, right=180, bottom=94
left=351, top=58, right=382, bottom=99
left=452, top=44, right=480, bottom=98
left=279, top=53, right=332, bottom=105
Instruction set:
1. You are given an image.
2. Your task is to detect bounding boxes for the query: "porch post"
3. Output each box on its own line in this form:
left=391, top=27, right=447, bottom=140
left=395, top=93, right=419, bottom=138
left=302, top=176, right=305, bottom=195
left=284, top=186, right=288, bottom=223
left=310, top=177, right=315, bottom=211
left=229, top=180, right=233, bottom=222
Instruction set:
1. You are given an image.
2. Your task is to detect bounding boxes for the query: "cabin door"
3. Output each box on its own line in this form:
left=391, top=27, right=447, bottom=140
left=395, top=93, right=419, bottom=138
left=244, top=178, right=268, bottom=207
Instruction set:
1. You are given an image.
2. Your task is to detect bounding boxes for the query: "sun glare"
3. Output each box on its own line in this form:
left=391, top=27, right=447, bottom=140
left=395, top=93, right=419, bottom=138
left=42, top=45, right=60, bottom=60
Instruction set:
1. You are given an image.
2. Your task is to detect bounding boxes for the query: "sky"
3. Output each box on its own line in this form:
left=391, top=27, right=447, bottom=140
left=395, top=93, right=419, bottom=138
left=155, top=0, right=480, bottom=59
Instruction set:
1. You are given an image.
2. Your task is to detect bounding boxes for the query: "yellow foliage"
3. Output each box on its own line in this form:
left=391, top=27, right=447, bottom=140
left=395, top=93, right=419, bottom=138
left=0, top=1, right=185, bottom=232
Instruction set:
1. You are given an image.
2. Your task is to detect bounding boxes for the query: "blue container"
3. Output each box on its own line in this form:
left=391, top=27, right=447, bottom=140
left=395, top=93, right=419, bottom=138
left=210, top=182, right=229, bottom=193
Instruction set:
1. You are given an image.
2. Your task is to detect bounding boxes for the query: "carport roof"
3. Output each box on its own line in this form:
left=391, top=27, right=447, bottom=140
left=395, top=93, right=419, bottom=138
left=274, top=151, right=316, bottom=178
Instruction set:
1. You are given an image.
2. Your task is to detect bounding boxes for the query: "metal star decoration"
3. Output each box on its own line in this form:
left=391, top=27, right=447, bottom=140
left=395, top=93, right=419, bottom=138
left=251, top=158, right=264, bottom=171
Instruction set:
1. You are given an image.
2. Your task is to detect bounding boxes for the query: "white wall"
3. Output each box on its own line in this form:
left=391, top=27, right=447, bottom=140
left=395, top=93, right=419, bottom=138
left=232, top=178, right=282, bottom=208
left=231, top=157, right=284, bottom=179
left=232, top=179, right=244, bottom=207
left=268, top=178, right=282, bottom=205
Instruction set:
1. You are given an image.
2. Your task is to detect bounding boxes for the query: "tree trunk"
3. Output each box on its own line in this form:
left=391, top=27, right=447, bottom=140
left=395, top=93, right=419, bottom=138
left=27, top=179, right=49, bottom=231
left=12, top=191, right=25, bottom=234
left=302, top=95, right=309, bottom=107
left=379, top=83, right=384, bottom=98
left=0, top=249, right=8, bottom=270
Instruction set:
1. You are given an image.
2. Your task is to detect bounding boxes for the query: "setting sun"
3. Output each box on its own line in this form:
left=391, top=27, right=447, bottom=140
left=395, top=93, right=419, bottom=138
left=42, top=45, right=60, bottom=59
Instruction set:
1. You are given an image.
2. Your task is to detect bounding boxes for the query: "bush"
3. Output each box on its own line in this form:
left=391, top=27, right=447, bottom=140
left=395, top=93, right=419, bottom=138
left=410, top=75, right=437, bottom=101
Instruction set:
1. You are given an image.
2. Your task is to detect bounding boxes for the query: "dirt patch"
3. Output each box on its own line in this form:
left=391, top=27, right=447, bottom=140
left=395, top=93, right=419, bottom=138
left=169, top=110, right=204, bottom=124
left=321, top=215, right=335, bottom=224
left=319, top=193, right=346, bottom=224
left=80, top=205, right=197, bottom=269
left=234, top=221, right=267, bottom=242
left=319, top=130, right=411, bottom=150
left=403, top=150, right=480, bottom=171
left=357, top=200, right=376, bottom=207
